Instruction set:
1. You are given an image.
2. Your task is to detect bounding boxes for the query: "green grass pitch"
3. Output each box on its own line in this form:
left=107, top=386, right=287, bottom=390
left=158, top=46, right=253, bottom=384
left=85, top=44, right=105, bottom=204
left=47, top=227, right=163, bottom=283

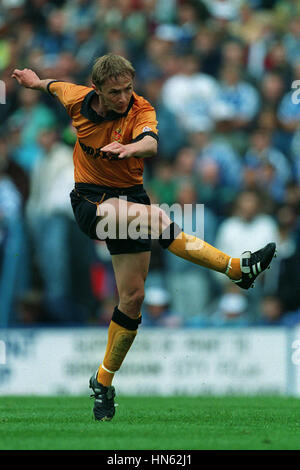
left=1, top=395, right=300, bottom=450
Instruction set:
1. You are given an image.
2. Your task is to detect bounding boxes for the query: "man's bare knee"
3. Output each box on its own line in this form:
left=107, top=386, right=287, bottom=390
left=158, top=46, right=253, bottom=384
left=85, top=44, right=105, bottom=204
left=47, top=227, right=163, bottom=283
left=148, top=205, right=171, bottom=237
left=119, top=288, right=145, bottom=319
left=96, top=199, right=172, bottom=240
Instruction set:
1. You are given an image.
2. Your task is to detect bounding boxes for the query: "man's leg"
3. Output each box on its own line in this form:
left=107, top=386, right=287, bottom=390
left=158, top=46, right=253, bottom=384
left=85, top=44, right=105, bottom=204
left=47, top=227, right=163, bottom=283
left=95, top=200, right=240, bottom=281
left=96, top=198, right=276, bottom=289
left=97, top=251, right=150, bottom=386
left=96, top=198, right=234, bottom=273
left=90, top=250, right=150, bottom=421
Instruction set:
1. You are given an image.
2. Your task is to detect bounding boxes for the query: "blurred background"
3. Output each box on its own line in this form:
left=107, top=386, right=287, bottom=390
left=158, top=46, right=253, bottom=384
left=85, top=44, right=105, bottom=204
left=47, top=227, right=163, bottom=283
left=1, top=0, right=300, bottom=331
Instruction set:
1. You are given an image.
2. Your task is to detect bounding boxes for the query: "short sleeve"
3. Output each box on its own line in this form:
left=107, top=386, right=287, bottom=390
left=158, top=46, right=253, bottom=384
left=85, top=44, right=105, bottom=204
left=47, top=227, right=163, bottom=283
left=48, top=81, right=91, bottom=117
left=132, top=107, right=159, bottom=142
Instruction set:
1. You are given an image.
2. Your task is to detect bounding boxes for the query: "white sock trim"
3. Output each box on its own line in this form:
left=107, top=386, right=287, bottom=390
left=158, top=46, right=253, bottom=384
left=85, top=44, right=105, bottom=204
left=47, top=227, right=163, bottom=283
left=225, top=257, right=232, bottom=275
left=101, top=364, right=115, bottom=374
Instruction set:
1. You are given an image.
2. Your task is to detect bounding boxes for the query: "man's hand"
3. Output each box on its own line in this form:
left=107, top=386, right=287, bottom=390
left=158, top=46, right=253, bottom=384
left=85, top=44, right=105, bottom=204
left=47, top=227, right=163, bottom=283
left=11, top=69, right=54, bottom=92
left=11, top=68, right=42, bottom=89
left=101, top=135, right=157, bottom=160
left=101, top=142, right=134, bottom=160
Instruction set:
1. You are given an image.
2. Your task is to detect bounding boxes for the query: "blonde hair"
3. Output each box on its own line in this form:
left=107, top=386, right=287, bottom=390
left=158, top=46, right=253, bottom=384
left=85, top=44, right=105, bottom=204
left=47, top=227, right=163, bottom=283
left=92, top=54, right=135, bottom=89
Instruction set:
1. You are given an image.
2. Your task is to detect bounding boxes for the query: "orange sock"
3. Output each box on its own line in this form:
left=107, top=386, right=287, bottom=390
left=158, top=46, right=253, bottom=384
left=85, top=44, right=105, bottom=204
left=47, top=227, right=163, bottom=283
left=97, top=320, right=137, bottom=387
left=168, top=232, right=242, bottom=280
left=226, top=257, right=242, bottom=281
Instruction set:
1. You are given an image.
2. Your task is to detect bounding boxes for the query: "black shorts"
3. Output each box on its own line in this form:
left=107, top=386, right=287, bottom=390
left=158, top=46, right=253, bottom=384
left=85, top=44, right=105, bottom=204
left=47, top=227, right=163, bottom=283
left=70, top=183, right=151, bottom=255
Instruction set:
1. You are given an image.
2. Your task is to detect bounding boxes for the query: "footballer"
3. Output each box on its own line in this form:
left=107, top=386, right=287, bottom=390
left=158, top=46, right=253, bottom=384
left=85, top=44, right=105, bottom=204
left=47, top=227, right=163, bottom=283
left=12, top=54, right=276, bottom=421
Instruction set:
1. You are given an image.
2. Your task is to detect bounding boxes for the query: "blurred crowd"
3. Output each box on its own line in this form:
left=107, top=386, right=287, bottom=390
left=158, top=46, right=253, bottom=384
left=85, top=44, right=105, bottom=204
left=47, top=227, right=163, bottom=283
left=1, top=0, right=300, bottom=328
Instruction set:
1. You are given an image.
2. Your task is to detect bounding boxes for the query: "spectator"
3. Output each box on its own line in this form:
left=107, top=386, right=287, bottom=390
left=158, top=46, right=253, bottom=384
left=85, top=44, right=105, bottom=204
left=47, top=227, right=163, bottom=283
left=26, top=126, right=85, bottom=323
left=23, top=0, right=54, bottom=32
left=174, top=0, right=201, bottom=52
left=96, top=296, right=119, bottom=327
left=0, top=66, right=19, bottom=122
left=264, top=41, right=293, bottom=89
left=217, top=64, right=260, bottom=130
left=277, top=77, right=300, bottom=141
left=263, top=204, right=300, bottom=313
left=259, top=72, right=285, bottom=111
left=148, top=160, right=178, bottom=206
left=17, top=290, right=47, bottom=325
left=282, top=16, right=300, bottom=65
left=4, top=0, right=300, bottom=326
left=203, top=0, right=240, bottom=22
left=71, top=23, right=105, bottom=80
left=142, top=76, right=186, bottom=160
left=214, top=189, right=279, bottom=313
left=243, top=128, right=292, bottom=203
left=134, top=33, right=176, bottom=84
left=64, top=0, right=97, bottom=33
left=231, top=5, right=275, bottom=80
left=151, top=0, right=178, bottom=25
left=5, top=118, right=43, bottom=174
left=284, top=182, right=300, bottom=217
left=0, top=156, right=26, bottom=327
left=8, top=86, right=56, bottom=150
left=255, top=105, right=290, bottom=156
left=186, top=118, right=241, bottom=215
left=212, top=100, right=249, bottom=156
left=209, top=287, right=251, bottom=327
left=160, top=53, right=221, bottom=132
left=273, top=0, right=300, bottom=34
left=142, top=286, right=182, bottom=327
left=31, top=7, right=75, bottom=59
left=291, top=129, right=300, bottom=185
left=0, top=135, right=30, bottom=206
left=215, top=189, right=279, bottom=258
left=220, top=39, right=246, bottom=71
left=190, top=118, right=242, bottom=188
left=164, top=181, right=218, bottom=323
left=192, top=26, right=222, bottom=78
left=173, top=146, right=197, bottom=182
left=258, top=294, right=284, bottom=326
left=258, top=294, right=300, bottom=327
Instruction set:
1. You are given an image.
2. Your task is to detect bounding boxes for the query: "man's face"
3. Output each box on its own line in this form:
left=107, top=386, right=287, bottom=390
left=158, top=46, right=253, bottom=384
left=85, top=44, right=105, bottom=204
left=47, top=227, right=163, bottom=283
left=94, top=74, right=133, bottom=114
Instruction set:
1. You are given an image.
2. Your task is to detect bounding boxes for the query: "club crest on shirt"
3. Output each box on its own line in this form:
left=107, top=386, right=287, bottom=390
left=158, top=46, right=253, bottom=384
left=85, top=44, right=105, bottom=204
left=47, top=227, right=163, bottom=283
left=113, top=127, right=122, bottom=142
left=142, top=126, right=152, bottom=132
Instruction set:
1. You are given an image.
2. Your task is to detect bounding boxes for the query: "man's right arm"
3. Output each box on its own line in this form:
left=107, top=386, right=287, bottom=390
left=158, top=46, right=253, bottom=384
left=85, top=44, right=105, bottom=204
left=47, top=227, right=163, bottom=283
left=11, top=68, right=55, bottom=92
left=12, top=68, right=90, bottom=118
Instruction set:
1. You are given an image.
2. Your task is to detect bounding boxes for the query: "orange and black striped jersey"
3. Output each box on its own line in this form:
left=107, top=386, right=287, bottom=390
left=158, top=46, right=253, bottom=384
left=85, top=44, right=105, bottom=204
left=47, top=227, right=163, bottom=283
left=47, top=81, right=158, bottom=187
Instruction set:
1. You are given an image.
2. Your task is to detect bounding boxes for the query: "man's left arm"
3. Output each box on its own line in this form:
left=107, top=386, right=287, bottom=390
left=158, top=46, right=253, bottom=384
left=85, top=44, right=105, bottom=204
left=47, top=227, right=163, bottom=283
left=101, top=104, right=158, bottom=160
left=101, top=135, right=157, bottom=160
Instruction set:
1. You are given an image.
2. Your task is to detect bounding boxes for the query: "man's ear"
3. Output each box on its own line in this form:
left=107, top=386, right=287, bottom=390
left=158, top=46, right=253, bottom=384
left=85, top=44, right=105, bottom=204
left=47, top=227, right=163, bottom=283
left=92, top=83, right=101, bottom=95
